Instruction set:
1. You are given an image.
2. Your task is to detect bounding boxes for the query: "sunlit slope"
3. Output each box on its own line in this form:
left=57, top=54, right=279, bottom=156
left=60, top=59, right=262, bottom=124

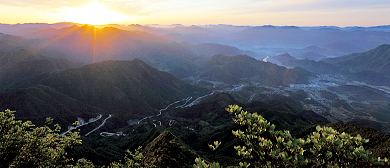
left=35, top=25, right=250, bottom=64
left=38, top=25, right=159, bottom=63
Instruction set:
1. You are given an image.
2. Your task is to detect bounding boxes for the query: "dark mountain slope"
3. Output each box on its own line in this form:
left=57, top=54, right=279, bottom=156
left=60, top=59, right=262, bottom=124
left=0, top=85, right=107, bottom=126
left=269, top=52, right=346, bottom=75
left=280, top=59, right=345, bottom=74
left=0, top=49, right=80, bottom=90
left=317, top=44, right=390, bottom=86
left=197, top=54, right=313, bottom=86
left=298, top=52, right=327, bottom=60
left=270, top=53, right=297, bottom=64
left=268, top=45, right=390, bottom=87
left=174, top=93, right=239, bottom=122
left=193, top=43, right=252, bottom=57
left=0, top=59, right=209, bottom=127
left=40, top=59, right=208, bottom=115
left=0, top=33, right=36, bottom=52
left=325, top=44, right=390, bottom=76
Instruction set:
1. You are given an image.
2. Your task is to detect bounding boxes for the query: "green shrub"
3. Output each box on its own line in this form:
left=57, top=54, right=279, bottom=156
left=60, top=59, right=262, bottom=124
left=108, top=146, right=156, bottom=168
left=0, top=109, right=159, bottom=168
left=228, top=105, right=307, bottom=167
left=195, top=105, right=390, bottom=168
left=0, top=109, right=82, bottom=167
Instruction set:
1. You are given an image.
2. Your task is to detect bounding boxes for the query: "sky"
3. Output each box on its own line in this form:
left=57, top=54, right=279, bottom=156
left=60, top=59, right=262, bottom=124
left=0, top=0, right=390, bottom=26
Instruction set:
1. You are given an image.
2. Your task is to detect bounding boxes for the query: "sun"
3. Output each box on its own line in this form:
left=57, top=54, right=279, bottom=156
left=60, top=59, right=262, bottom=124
left=60, top=1, right=130, bottom=25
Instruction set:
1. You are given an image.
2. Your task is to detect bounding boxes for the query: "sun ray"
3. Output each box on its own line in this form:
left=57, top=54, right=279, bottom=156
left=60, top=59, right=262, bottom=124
left=93, top=26, right=97, bottom=63
left=115, top=31, right=154, bottom=62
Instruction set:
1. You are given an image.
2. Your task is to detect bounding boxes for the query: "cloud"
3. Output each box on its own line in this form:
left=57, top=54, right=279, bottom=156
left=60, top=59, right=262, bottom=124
left=0, top=0, right=175, bottom=16
left=98, top=0, right=177, bottom=16
left=0, top=0, right=89, bottom=8
left=2, top=0, right=389, bottom=14
left=197, top=0, right=389, bottom=24
left=1, top=0, right=389, bottom=25
left=231, top=0, right=390, bottom=14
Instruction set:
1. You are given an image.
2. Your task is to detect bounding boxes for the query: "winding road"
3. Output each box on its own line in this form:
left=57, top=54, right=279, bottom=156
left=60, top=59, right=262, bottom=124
left=85, top=114, right=112, bottom=136
left=59, top=114, right=102, bottom=137
left=59, top=84, right=249, bottom=137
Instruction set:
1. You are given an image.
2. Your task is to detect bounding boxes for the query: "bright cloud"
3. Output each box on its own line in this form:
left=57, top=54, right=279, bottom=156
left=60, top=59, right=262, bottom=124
left=58, top=1, right=131, bottom=25
left=0, top=0, right=389, bottom=26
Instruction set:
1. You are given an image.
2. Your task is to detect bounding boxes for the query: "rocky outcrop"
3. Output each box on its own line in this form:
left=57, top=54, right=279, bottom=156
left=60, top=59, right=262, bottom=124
left=142, top=131, right=199, bottom=168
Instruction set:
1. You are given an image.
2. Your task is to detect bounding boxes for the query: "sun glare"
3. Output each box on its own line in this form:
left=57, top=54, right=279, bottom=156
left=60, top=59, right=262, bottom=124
left=60, top=1, right=130, bottom=25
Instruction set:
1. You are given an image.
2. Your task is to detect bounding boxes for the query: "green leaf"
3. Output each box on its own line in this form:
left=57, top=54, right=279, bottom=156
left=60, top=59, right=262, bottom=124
left=316, top=125, right=321, bottom=132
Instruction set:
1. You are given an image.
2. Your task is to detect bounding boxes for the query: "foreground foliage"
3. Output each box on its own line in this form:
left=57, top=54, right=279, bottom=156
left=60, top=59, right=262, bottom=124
left=108, top=146, right=156, bottom=168
left=0, top=109, right=81, bottom=167
left=0, top=109, right=160, bottom=168
left=2, top=106, right=390, bottom=168
left=195, top=105, right=390, bottom=167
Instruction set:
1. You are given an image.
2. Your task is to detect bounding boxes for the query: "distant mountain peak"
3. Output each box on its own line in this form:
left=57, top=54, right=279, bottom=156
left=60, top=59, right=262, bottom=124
left=80, top=24, right=96, bottom=29
left=305, top=45, right=321, bottom=50
left=281, top=26, right=300, bottom=29
left=274, top=53, right=297, bottom=61
left=377, top=44, right=390, bottom=48
left=254, top=25, right=276, bottom=29
left=280, top=53, right=292, bottom=56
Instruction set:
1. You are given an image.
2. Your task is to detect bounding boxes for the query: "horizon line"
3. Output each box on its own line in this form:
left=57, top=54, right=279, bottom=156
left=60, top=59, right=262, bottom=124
left=1, top=22, right=390, bottom=29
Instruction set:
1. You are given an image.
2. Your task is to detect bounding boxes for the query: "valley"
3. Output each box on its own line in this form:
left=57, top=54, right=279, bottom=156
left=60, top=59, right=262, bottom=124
left=65, top=83, right=241, bottom=138
left=1, top=23, right=390, bottom=166
left=62, top=72, right=390, bottom=141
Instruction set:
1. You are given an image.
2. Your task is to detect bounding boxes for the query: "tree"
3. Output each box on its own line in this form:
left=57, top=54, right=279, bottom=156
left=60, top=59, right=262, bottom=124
left=195, top=105, right=389, bottom=167
left=0, top=109, right=81, bottom=167
left=108, top=146, right=154, bottom=168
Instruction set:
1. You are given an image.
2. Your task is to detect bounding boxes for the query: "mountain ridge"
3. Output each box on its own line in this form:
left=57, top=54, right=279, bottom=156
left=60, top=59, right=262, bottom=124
left=0, top=49, right=80, bottom=90
left=197, top=54, right=313, bottom=86
left=325, top=44, right=390, bottom=76
left=0, top=59, right=209, bottom=128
